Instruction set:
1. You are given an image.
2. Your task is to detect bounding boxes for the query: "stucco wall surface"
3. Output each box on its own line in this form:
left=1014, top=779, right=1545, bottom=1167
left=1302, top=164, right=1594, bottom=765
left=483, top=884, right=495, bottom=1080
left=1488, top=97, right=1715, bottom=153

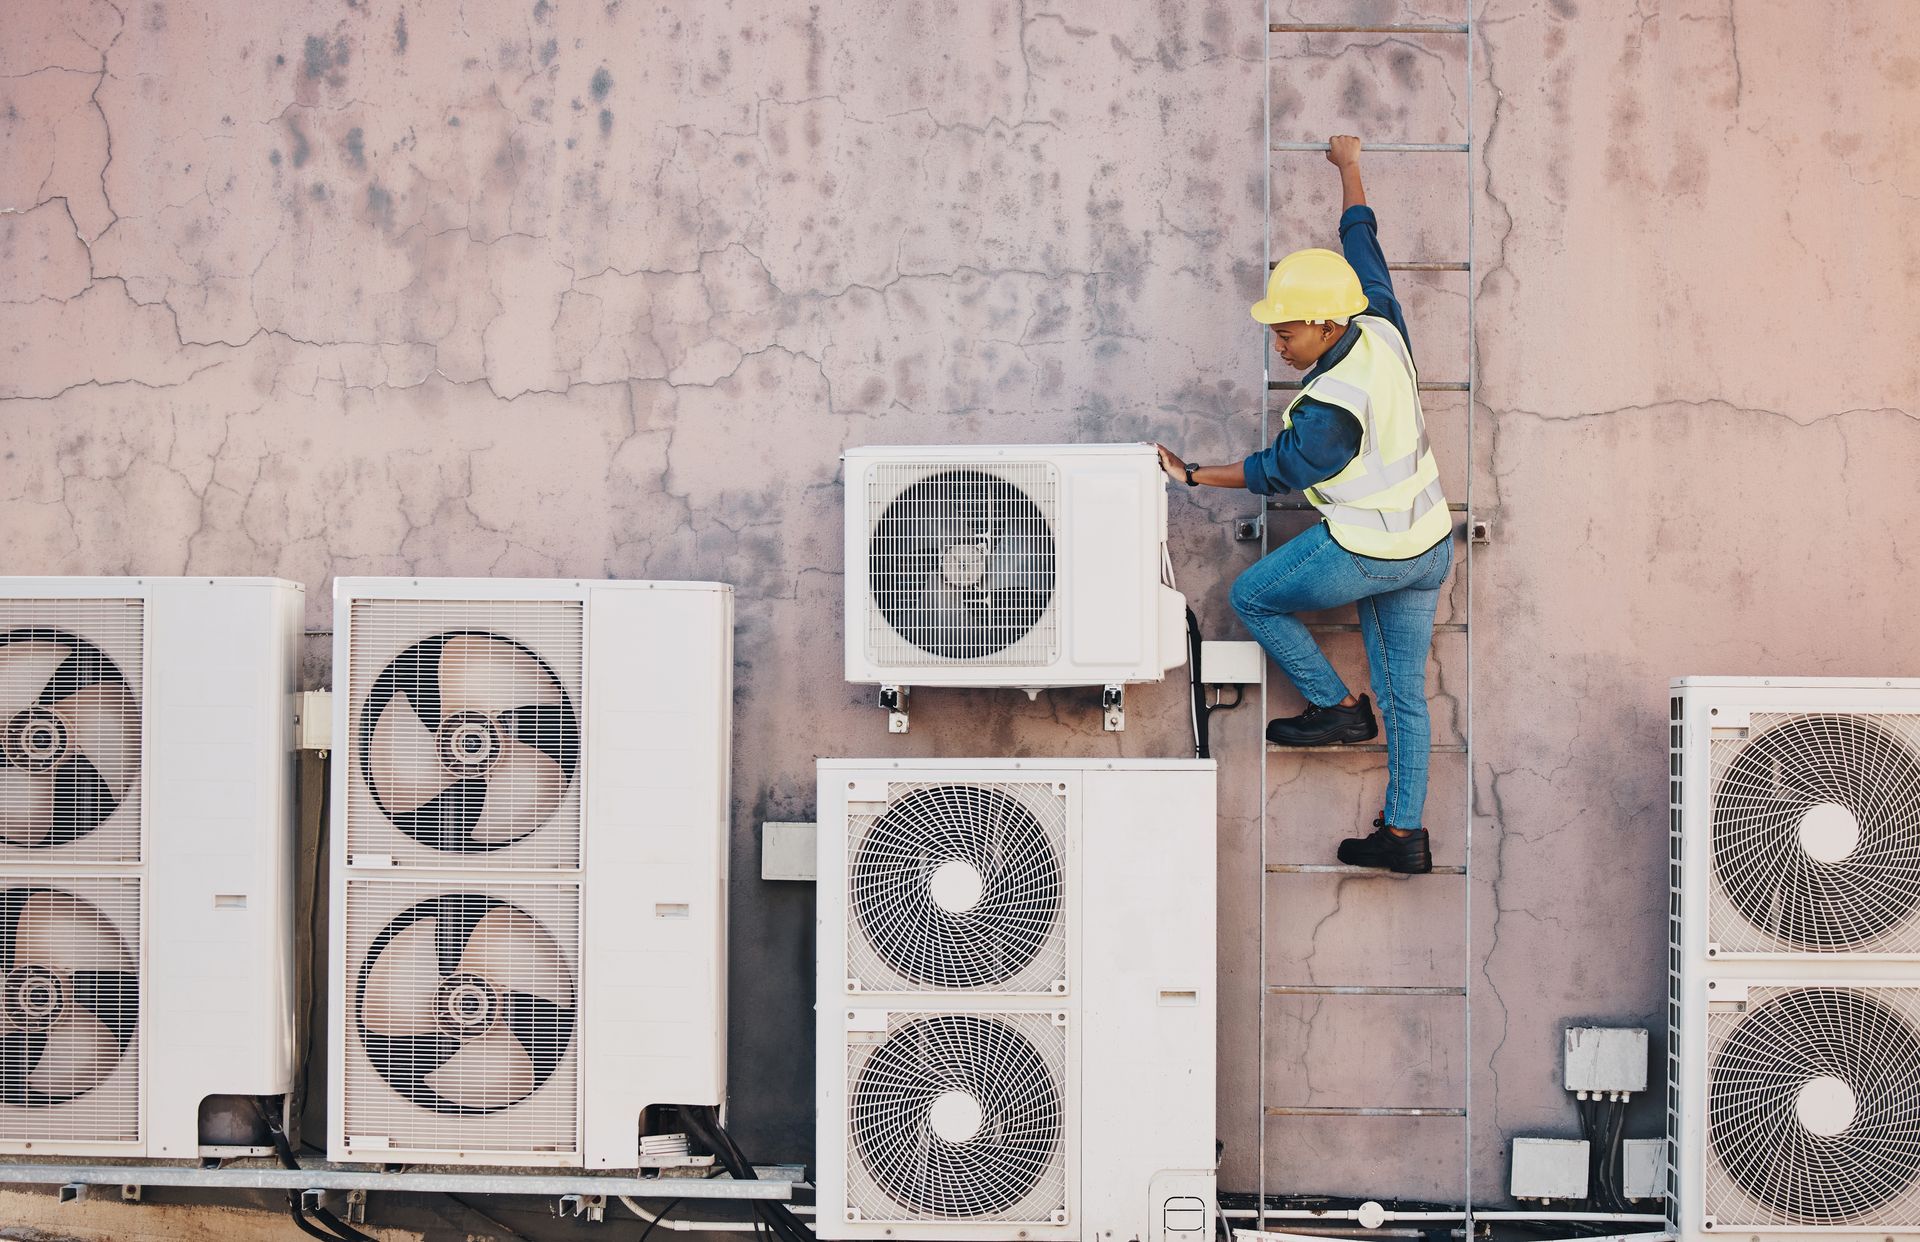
left=0, top=0, right=1916, bottom=1234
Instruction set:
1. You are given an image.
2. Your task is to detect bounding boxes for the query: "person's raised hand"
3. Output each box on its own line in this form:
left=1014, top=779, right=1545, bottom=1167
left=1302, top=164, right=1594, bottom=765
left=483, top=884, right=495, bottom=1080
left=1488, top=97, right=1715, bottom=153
left=1155, top=443, right=1186, bottom=483
left=1326, top=134, right=1363, bottom=168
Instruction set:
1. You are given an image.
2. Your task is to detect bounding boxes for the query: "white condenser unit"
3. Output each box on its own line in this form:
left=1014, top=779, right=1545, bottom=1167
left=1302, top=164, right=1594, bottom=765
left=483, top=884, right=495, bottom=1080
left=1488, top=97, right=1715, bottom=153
left=329, top=579, right=731, bottom=1168
left=816, top=759, right=1217, bottom=1241
left=0, top=577, right=303, bottom=1158
left=1669, top=677, right=1920, bottom=1237
left=842, top=445, right=1188, bottom=732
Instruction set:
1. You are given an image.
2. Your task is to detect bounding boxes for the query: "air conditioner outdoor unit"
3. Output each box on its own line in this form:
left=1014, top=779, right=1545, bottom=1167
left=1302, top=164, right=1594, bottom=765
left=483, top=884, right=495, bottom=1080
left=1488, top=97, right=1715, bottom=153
left=842, top=445, right=1188, bottom=733
left=1668, top=676, right=1920, bottom=1237
left=0, top=576, right=303, bottom=1159
left=329, top=578, right=731, bottom=1168
left=816, top=758, right=1217, bottom=1241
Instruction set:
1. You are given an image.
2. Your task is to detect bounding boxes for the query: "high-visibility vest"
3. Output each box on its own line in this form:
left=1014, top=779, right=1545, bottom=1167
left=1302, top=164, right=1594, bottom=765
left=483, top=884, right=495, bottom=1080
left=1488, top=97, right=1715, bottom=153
left=1281, top=314, right=1451, bottom=560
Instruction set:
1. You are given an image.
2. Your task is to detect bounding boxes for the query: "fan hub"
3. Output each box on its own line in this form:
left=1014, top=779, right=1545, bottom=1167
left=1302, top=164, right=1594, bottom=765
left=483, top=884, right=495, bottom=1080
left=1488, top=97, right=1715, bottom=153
left=1797, top=802, right=1861, bottom=864
left=436, top=972, right=499, bottom=1036
left=3, top=965, right=64, bottom=1032
left=928, top=859, right=985, bottom=914
left=939, top=543, right=990, bottom=589
left=437, top=712, right=502, bottom=777
left=928, top=1089, right=985, bottom=1144
left=4, top=708, right=68, bottom=772
left=1794, top=1074, right=1858, bottom=1137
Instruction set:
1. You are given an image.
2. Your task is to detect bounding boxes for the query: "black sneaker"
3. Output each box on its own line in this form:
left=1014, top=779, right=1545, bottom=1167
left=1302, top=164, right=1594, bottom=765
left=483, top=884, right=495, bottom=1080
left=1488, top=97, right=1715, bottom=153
left=1337, top=824, right=1433, bottom=874
left=1266, top=695, right=1378, bottom=747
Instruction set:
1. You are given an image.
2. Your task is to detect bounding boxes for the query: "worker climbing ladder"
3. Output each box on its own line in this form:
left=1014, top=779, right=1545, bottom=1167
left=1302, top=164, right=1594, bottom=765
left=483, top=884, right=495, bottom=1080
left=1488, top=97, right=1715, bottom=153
left=1255, top=4, right=1479, bottom=1230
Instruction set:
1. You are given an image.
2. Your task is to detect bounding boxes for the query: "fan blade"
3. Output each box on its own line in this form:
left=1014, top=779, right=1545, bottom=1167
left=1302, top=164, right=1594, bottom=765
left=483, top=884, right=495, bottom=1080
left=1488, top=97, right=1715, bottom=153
left=67, top=969, right=138, bottom=1046
left=457, top=906, right=574, bottom=1008
left=981, top=538, right=1055, bottom=592
left=498, top=704, right=578, bottom=772
left=471, top=741, right=565, bottom=844
left=393, top=780, right=489, bottom=852
left=422, top=1023, right=534, bottom=1112
left=360, top=1030, right=462, bottom=1109
left=438, top=636, right=561, bottom=718
left=28, top=1011, right=120, bottom=1098
left=360, top=919, right=445, bottom=1037
left=50, top=683, right=138, bottom=797
left=13, top=891, right=130, bottom=976
left=370, top=693, right=455, bottom=816
left=500, top=991, right=576, bottom=1086
left=0, top=769, right=54, bottom=847
left=48, top=760, right=116, bottom=845
left=0, top=641, right=72, bottom=720
left=0, top=1031, right=47, bottom=1104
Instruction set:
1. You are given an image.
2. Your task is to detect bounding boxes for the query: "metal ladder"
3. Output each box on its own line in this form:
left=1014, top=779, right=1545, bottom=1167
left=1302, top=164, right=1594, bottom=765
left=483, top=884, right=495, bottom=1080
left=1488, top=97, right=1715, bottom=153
left=1255, top=4, right=1478, bottom=1229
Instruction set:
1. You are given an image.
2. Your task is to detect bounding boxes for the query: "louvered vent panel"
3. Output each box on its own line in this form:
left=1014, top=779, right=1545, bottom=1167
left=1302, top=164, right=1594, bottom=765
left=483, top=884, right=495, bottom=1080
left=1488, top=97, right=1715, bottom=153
left=0, top=600, right=143, bottom=864
left=342, top=879, right=580, bottom=1158
left=847, top=782, right=1069, bottom=995
left=845, top=1010, right=1069, bottom=1226
left=1706, top=985, right=1920, bottom=1227
left=1708, top=713, right=1920, bottom=955
left=0, top=877, right=141, bottom=1144
left=864, top=463, right=1060, bottom=668
left=347, top=599, right=584, bottom=870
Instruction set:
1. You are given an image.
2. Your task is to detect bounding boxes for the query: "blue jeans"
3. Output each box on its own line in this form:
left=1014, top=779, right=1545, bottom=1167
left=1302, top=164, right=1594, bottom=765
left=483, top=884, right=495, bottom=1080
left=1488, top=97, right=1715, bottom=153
left=1230, top=523, right=1453, bottom=831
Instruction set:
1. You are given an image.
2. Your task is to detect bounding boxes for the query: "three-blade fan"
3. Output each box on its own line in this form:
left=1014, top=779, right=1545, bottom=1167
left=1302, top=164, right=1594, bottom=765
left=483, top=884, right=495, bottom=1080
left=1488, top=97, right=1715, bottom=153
left=356, top=894, right=576, bottom=1115
left=0, top=887, right=137, bottom=1106
left=851, top=785, right=1063, bottom=990
left=851, top=1014, right=1064, bottom=1218
left=869, top=469, right=1057, bottom=660
left=1713, top=714, right=1920, bottom=950
left=360, top=632, right=580, bottom=852
left=1710, top=987, right=1920, bottom=1222
left=0, top=630, right=138, bottom=849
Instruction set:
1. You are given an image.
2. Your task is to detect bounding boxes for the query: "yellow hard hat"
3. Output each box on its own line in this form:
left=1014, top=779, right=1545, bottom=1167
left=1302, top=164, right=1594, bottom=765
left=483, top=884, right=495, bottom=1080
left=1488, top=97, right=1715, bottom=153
left=1250, top=248, right=1368, bottom=324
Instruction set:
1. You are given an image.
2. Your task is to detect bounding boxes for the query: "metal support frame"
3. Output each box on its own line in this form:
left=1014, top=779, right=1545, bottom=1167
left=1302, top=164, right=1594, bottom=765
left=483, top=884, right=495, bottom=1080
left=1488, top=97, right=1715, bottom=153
left=0, top=1163, right=795, bottom=1199
left=1259, top=4, right=1478, bottom=1227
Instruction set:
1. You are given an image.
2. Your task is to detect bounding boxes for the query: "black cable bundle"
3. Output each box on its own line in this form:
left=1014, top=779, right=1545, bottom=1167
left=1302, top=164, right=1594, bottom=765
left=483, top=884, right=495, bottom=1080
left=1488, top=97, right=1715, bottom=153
left=1576, top=1095, right=1631, bottom=1213
left=681, top=1105, right=813, bottom=1242
left=253, top=1097, right=378, bottom=1242
left=1184, top=608, right=1243, bottom=760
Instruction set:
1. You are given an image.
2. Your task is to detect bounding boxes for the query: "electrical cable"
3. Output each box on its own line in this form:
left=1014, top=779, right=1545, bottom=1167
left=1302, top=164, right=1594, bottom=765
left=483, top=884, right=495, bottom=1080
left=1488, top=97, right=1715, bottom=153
left=1186, top=607, right=1208, bottom=758
left=636, top=1199, right=682, bottom=1242
left=681, top=1106, right=812, bottom=1242
left=254, top=1097, right=378, bottom=1242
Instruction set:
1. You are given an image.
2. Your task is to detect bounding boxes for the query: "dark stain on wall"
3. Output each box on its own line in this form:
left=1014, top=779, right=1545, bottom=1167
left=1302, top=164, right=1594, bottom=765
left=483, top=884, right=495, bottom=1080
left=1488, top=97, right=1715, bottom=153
left=393, top=11, right=407, bottom=54
left=286, top=117, right=312, bottom=167
left=590, top=65, right=614, bottom=100
left=344, top=125, right=366, bottom=168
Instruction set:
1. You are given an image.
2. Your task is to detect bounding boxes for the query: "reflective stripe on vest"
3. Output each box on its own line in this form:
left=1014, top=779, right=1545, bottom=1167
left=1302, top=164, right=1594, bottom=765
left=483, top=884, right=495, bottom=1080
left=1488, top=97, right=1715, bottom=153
left=1281, top=315, right=1449, bottom=558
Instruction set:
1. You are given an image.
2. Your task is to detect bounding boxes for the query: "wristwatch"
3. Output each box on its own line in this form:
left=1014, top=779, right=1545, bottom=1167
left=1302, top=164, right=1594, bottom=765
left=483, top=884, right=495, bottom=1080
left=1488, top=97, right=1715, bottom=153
left=1184, top=461, right=1201, bottom=487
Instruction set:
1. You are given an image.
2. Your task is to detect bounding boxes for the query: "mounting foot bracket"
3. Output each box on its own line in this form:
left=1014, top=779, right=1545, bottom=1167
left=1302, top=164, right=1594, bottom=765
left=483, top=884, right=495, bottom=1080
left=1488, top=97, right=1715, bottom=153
left=879, top=685, right=909, bottom=733
left=1102, top=684, right=1126, bottom=731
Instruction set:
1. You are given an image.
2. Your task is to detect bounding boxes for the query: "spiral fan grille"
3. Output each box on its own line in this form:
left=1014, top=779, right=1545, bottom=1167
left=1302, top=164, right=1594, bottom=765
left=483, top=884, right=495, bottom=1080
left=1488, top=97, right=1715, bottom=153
left=0, top=601, right=143, bottom=863
left=1710, top=713, right=1920, bottom=953
left=848, top=783, right=1067, bottom=994
left=865, top=463, right=1059, bottom=666
left=847, top=1012, right=1067, bottom=1223
left=349, top=600, right=583, bottom=869
left=344, top=882, right=579, bottom=1156
left=0, top=879, right=140, bottom=1143
left=1707, top=986, right=1920, bottom=1226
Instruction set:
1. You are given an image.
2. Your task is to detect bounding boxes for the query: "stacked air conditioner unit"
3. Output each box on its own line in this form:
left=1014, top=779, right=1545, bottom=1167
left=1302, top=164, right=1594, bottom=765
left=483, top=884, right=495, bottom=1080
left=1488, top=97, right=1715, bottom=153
left=329, top=579, right=731, bottom=1168
left=816, top=758, right=1217, bottom=1241
left=0, top=577, right=303, bottom=1158
left=1669, top=677, right=1920, bottom=1237
left=842, top=445, right=1188, bottom=731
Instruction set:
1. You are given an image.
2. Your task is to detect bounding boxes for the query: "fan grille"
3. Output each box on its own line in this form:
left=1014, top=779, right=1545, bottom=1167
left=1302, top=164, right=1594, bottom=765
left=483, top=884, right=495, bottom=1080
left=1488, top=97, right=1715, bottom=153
left=864, top=462, right=1059, bottom=667
left=0, top=876, right=141, bottom=1144
left=1706, top=986, right=1920, bottom=1227
left=342, top=880, right=579, bottom=1157
left=847, top=783, right=1068, bottom=994
left=0, top=600, right=143, bottom=864
left=846, top=1011, right=1068, bottom=1224
left=348, top=599, right=584, bottom=870
left=1709, top=713, right=1920, bottom=954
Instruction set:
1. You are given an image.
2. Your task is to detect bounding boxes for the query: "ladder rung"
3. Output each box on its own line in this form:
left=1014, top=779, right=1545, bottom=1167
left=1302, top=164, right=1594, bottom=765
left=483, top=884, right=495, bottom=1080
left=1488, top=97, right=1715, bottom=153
left=1272, top=141, right=1469, bottom=153
left=1269, top=23, right=1469, bottom=35
left=1266, top=1106, right=1466, bottom=1118
left=1268, top=260, right=1468, bottom=272
left=1305, top=622, right=1468, bottom=633
left=1268, top=743, right=1467, bottom=754
left=1267, top=985, right=1465, bottom=997
left=1268, top=863, right=1468, bottom=875
left=1270, top=380, right=1468, bottom=391
left=1270, top=500, right=1468, bottom=514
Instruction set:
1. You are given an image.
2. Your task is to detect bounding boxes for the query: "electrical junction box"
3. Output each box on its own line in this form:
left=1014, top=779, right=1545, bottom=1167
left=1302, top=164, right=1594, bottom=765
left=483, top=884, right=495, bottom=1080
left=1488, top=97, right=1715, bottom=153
left=1511, top=1138, right=1589, bottom=1201
left=1564, top=1026, right=1648, bottom=1093
left=762, top=821, right=818, bottom=882
left=1198, top=640, right=1264, bottom=685
left=1622, top=1138, right=1664, bottom=1201
left=296, top=689, right=333, bottom=750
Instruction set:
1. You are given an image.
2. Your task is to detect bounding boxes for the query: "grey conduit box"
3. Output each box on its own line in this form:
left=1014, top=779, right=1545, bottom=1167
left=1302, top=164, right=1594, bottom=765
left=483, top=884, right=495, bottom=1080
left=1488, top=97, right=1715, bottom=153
left=761, top=821, right=818, bottom=882
left=1511, top=1137, right=1589, bottom=1200
left=1564, top=1026, right=1648, bottom=1093
left=1622, top=1138, right=1665, bottom=1201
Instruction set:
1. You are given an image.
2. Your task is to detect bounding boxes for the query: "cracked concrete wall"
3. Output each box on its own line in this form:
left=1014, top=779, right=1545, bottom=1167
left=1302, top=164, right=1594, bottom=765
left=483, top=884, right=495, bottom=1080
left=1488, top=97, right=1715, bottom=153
left=0, top=0, right=1915, bottom=1231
